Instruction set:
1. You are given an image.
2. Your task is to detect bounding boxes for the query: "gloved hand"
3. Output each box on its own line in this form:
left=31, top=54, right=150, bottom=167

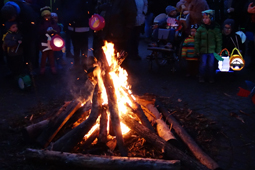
left=47, top=27, right=53, bottom=32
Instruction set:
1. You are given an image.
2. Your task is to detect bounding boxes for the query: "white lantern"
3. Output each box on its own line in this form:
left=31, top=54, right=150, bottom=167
left=218, top=49, right=230, bottom=72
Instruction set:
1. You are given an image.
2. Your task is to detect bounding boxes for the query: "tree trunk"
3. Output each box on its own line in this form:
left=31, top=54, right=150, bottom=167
left=155, top=100, right=220, bottom=170
left=25, top=148, right=181, bottom=170
left=36, top=100, right=82, bottom=148
left=120, top=113, right=211, bottom=170
left=50, top=85, right=100, bottom=152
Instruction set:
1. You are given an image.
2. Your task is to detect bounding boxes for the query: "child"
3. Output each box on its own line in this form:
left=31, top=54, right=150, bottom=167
left=181, top=24, right=199, bottom=76
left=51, top=12, right=66, bottom=69
left=39, top=6, right=60, bottom=74
left=2, top=21, right=24, bottom=77
left=194, top=9, right=222, bottom=83
left=150, top=5, right=180, bottom=48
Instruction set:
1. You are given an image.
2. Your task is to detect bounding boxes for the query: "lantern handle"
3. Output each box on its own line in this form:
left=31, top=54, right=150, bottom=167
left=230, top=47, right=242, bottom=59
left=219, top=48, right=230, bottom=56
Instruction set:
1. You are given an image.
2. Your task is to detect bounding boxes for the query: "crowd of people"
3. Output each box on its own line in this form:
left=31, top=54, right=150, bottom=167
left=0, top=0, right=255, bottom=84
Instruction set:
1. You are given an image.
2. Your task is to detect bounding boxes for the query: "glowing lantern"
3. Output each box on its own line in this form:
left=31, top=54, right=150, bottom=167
left=229, top=48, right=245, bottom=71
left=218, top=48, right=230, bottom=72
left=50, top=34, right=65, bottom=51
left=89, top=14, right=105, bottom=31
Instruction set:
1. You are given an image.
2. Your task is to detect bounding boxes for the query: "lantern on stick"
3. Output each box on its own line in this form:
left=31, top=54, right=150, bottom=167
left=89, top=14, right=105, bottom=31
left=50, top=34, right=65, bottom=51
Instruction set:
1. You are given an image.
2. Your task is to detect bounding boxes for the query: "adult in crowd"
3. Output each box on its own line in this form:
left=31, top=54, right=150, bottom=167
left=0, top=1, right=5, bottom=66
left=127, top=0, right=148, bottom=60
left=247, top=0, right=255, bottom=70
left=176, top=0, right=209, bottom=26
left=62, top=0, right=95, bottom=69
left=222, top=19, right=243, bottom=53
left=94, top=0, right=137, bottom=68
left=207, top=0, right=225, bottom=25
left=1, top=0, right=40, bottom=70
left=226, top=0, right=248, bottom=31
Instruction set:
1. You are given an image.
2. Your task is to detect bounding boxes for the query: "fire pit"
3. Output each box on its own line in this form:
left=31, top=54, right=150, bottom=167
left=23, top=42, right=221, bottom=170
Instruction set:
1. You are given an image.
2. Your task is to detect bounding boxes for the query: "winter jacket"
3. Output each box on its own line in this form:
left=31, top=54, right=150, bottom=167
left=176, top=0, right=209, bottom=25
left=182, top=35, right=198, bottom=60
left=194, top=23, right=222, bottom=54
left=135, top=0, right=148, bottom=26
left=38, top=18, right=60, bottom=51
left=2, top=31, right=23, bottom=56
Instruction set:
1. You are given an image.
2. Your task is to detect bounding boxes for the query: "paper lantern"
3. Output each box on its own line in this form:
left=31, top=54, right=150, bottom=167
left=229, top=48, right=245, bottom=71
left=89, top=14, right=105, bottom=31
left=218, top=48, right=230, bottom=72
left=50, top=34, right=65, bottom=51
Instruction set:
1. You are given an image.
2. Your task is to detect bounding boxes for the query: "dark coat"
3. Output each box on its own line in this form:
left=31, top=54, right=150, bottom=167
left=100, top=0, right=137, bottom=45
left=61, top=0, right=95, bottom=30
left=222, top=33, right=242, bottom=54
left=3, top=31, right=23, bottom=56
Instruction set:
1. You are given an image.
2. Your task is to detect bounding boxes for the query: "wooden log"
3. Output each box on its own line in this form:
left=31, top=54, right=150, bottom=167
left=120, top=113, right=211, bottom=170
left=81, top=127, right=99, bottom=150
left=103, top=69, right=127, bottom=156
left=25, top=148, right=181, bottom=170
left=98, top=105, right=108, bottom=143
left=23, top=102, right=71, bottom=141
left=36, top=100, right=82, bottom=148
left=121, top=88, right=155, bottom=133
left=156, top=119, right=176, bottom=142
left=51, top=85, right=100, bottom=152
left=155, top=100, right=220, bottom=170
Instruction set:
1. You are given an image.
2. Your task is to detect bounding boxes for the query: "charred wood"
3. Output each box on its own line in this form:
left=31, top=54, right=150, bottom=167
left=120, top=114, right=211, bottom=170
left=50, top=85, right=100, bottom=152
left=25, top=148, right=181, bottom=170
left=155, top=100, right=220, bottom=170
left=36, top=100, right=82, bottom=148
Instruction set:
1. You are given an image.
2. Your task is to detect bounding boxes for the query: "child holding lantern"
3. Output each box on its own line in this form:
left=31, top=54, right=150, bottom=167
left=39, top=6, right=60, bottom=74
left=194, top=9, right=222, bottom=83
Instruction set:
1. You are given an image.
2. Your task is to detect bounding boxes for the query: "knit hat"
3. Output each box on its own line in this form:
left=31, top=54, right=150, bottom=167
left=202, top=9, right=215, bottom=21
left=165, top=6, right=176, bottom=15
left=223, top=19, right=235, bottom=29
left=5, top=21, right=17, bottom=30
left=40, top=6, right=51, bottom=17
left=5, top=1, right=21, bottom=14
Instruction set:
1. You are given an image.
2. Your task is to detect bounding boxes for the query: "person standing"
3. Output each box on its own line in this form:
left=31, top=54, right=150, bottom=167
left=195, top=9, right=222, bottom=83
left=127, top=0, right=148, bottom=60
left=63, top=0, right=94, bottom=69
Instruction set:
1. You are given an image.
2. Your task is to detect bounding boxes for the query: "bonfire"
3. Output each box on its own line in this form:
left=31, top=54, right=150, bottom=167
left=23, top=41, right=221, bottom=170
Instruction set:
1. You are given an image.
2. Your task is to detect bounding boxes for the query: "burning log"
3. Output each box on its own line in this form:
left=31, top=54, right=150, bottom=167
left=23, top=102, right=71, bottom=141
left=50, top=85, right=101, bottom=152
left=102, top=64, right=127, bottom=156
left=120, top=113, right=211, bottom=170
left=155, top=100, right=220, bottom=170
left=25, top=148, right=181, bottom=170
left=98, top=105, right=108, bottom=143
left=36, top=100, right=82, bottom=148
left=81, top=127, right=99, bottom=150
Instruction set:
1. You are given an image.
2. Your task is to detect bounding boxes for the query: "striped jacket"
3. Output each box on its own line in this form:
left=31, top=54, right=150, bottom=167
left=181, top=35, right=198, bottom=60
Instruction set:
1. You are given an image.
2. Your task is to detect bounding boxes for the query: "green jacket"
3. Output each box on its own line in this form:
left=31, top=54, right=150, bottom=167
left=194, top=23, right=222, bottom=54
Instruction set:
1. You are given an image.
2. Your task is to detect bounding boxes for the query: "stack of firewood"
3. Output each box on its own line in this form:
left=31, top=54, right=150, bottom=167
left=23, top=54, right=222, bottom=170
